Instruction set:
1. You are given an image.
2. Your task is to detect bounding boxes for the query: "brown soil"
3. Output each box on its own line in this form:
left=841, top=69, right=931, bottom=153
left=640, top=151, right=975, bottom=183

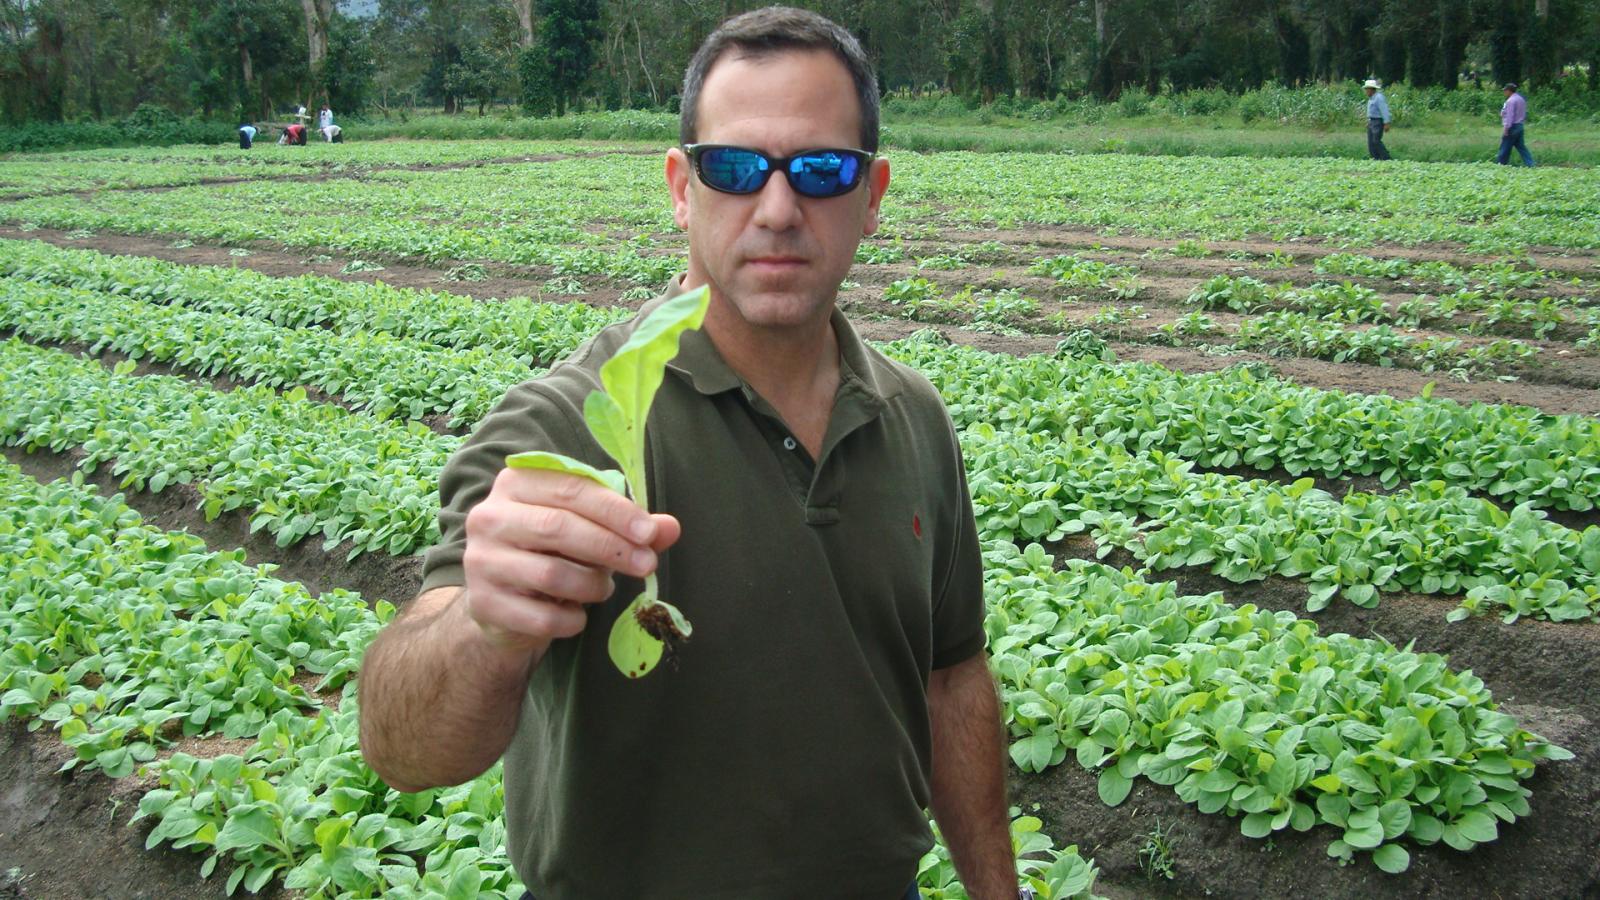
left=0, top=723, right=284, bottom=900
left=1023, top=537, right=1600, bottom=899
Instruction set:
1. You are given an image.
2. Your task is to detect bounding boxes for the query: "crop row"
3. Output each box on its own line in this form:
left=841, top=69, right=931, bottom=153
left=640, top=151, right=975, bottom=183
left=1230, top=310, right=1541, bottom=375
left=985, top=541, right=1571, bottom=872
left=0, top=338, right=457, bottom=556
left=887, top=272, right=1552, bottom=376
left=889, top=336, right=1600, bottom=513
left=960, top=419, right=1600, bottom=622
left=0, top=140, right=662, bottom=198
left=0, top=238, right=629, bottom=366
left=0, top=460, right=1099, bottom=898
left=0, top=279, right=536, bottom=427
left=1190, top=274, right=1581, bottom=342
left=0, top=461, right=379, bottom=777
left=1312, top=253, right=1581, bottom=294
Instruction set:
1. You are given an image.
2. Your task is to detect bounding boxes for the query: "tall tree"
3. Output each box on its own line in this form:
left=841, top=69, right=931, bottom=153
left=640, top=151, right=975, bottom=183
left=520, top=0, right=599, bottom=116
left=300, top=0, right=333, bottom=104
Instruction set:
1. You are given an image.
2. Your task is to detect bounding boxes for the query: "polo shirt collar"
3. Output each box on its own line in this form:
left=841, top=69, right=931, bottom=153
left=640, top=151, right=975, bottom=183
left=659, top=276, right=902, bottom=407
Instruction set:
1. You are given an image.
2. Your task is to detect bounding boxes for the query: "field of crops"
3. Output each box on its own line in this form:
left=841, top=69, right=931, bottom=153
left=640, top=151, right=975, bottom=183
left=1, top=140, right=1598, bottom=900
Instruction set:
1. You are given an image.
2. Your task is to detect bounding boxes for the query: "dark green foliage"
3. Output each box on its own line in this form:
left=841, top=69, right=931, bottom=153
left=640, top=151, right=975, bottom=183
left=519, top=0, right=600, bottom=117
left=4, top=0, right=1600, bottom=130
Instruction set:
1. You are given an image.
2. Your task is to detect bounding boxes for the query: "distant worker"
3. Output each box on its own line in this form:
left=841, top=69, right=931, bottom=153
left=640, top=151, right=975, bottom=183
left=295, top=102, right=309, bottom=121
left=321, top=123, right=343, bottom=143
left=280, top=122, right=307, bottom=146
left=319, top=104, right=333, bottom=130
left=1362, top=79, right=1392, bottom=160
left=1497, top=83, right=1535, bottom=167
left=238, top=123, right=257, bottom=150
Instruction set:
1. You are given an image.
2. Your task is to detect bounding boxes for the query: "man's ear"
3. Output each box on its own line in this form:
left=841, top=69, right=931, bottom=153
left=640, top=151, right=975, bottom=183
left=861, top=156, right=891, bottom=237
left=665, top=147, right=692, bottom=231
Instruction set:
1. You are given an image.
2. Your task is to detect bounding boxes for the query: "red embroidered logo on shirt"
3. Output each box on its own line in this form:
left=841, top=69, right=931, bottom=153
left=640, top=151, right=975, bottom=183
left=912, top=512, right=922, bottom=539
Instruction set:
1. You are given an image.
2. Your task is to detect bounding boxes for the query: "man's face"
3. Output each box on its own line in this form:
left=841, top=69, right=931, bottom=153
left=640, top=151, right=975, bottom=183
left=666, top=49, right=889, bottom=333
left=1364, top=87, right=1375, bottom=96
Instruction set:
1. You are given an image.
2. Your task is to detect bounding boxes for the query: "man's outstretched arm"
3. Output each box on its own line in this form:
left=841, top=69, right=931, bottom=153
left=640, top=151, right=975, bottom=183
left=358, top=467, right=678, bottom=791
left=928, top=650, right=1017, bottom=899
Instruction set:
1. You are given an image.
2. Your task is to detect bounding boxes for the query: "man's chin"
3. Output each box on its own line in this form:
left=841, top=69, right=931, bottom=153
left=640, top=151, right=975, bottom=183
left=728, top=290, right=836, bottom=330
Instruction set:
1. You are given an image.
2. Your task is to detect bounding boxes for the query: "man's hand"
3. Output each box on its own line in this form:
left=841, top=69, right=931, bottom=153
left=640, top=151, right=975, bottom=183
left=462, top=466, right=682, bottom=657
left=358, top=466, right=682, bottom=791
left=1383, top=122, right=1391, bottom=132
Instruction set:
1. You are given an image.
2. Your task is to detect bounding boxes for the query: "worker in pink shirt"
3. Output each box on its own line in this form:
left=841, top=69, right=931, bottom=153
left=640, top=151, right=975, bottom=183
left=1497, top=82, right=1535, bottom=167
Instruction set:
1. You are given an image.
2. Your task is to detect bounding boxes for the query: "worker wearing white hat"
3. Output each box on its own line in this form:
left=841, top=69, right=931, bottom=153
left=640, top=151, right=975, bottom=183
left=1362, top=79, right=1392, bottom=160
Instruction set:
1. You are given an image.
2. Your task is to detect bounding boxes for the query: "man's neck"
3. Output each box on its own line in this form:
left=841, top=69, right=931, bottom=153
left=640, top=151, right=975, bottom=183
left=701, top=298, right=841, bottom=457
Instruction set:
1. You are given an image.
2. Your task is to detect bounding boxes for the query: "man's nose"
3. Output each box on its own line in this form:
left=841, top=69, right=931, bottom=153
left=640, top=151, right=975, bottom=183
left=751, top=167, right=803, bottom=231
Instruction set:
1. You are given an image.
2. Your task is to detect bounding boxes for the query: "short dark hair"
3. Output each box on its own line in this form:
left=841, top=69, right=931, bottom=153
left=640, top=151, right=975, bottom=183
left=679, top=6, right=879, bottom=152
left=1503, top=82, right=1518, bottom=92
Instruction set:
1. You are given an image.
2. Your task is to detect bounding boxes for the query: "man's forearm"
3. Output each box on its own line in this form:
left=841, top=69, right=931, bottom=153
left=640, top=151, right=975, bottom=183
left=929, top=652, right=1015, bottom=899
left=358, top=588, right=537, bottom=791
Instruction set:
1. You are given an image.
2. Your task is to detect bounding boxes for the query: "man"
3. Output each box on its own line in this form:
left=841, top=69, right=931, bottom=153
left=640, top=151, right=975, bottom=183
left=280, top=122, right=306, bottom=146
left=321, top=123, right=343, bottom=143
left=358, top=7, right=1020, bottom=900
left=238, top=123, right=256, bottom=150
left=1362, top=79, right=1392, bottom=160
left=1497, top=82, right=1535, bottom=167
left=319, top=103, right=334, bottom=130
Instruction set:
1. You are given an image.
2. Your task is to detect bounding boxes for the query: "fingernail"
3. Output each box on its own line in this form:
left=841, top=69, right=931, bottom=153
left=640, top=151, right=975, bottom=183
left=632, top=549, right=655, bottom=573
left=631, top=518, right=655, bottom=542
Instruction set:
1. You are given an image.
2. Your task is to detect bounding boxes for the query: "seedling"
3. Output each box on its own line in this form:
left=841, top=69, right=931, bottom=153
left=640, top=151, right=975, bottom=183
left=506, top=285, right=710, bottom=678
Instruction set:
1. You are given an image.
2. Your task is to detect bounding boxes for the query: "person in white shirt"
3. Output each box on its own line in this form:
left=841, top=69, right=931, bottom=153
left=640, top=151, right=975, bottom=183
left=1361, top=79, right=1392, bottom=161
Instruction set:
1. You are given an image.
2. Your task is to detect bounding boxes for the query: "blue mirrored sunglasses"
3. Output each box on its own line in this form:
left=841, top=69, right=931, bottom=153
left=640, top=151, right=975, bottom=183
left=684, top=144, right=873, bottom=198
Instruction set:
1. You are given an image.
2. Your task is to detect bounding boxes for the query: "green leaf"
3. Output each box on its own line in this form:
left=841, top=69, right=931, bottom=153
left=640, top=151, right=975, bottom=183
left=1372, top=843, right=1411, bottom=874
left=1097, top=767, right=1133, bottom=807
left=215, top=807, right=279, bottom=854
left=505, top=451, right=627, bottom=495
left=591, top=285, right=711, bottom=501
left=1455, top=810, right=1499, bottom=844
left=1343, top=818, right=1385, bottom=850
left=1377, top=800, right=1412, bottom=840
left=1240, top=812, right=1273, bottom=838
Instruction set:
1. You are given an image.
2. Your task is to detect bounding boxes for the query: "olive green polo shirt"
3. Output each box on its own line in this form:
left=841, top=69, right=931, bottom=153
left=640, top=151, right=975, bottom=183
left=420, top=280, right=986, bottom=899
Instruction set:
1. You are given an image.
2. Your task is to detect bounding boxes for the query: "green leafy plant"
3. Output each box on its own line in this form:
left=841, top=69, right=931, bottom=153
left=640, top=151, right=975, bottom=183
left=505, top=286, right=710, bottom=678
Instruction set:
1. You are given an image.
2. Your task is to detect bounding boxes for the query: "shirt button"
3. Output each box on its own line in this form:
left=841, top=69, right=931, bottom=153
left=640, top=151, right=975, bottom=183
left=782, top=436, right=797, bottom=451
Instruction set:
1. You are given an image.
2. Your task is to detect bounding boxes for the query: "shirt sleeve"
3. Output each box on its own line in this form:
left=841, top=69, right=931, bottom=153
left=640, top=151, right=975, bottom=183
left=418, top=380, right=589, bottom=596
left=929, top=414, right=987, bottom=670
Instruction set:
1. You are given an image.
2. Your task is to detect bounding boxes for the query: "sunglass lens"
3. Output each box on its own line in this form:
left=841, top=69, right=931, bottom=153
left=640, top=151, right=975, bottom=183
left=700, top=147, right=769, bottom=193
left=788, top=151, right=860, bottom=197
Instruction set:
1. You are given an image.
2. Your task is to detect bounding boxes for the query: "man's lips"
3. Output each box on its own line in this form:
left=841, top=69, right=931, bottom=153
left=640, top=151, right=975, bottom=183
left=746, top=256, right=807, bottom=269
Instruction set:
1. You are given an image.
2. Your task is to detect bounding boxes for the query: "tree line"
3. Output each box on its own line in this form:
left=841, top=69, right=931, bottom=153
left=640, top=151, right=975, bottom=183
left=3, top=0, right=1597, bottom=125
